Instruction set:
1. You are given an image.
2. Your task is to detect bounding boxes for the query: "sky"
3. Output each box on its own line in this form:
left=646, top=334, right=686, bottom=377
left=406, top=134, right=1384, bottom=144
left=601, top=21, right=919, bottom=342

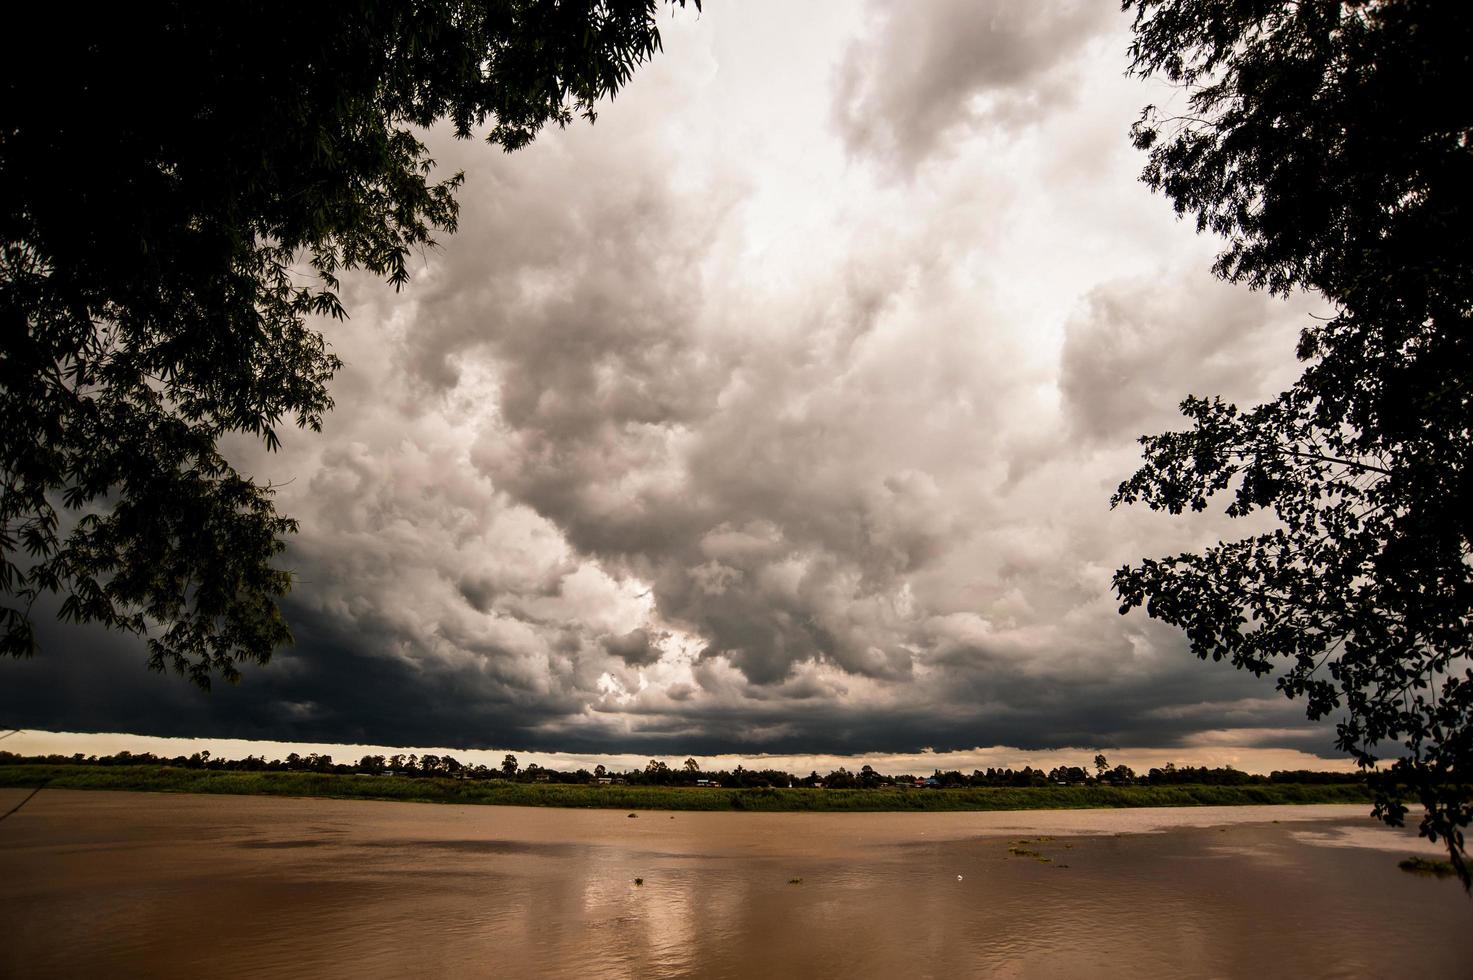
left=1, top=1, right=1348, bottom=772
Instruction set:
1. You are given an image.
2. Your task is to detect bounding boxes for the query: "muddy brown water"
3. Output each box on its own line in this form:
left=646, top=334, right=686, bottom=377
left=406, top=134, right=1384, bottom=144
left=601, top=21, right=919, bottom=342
left=0, top=789, right=1466, bottom=978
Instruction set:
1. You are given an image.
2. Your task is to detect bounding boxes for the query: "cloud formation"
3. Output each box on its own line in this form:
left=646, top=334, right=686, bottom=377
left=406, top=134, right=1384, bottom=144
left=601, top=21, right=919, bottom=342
left=833, top=0, right=1114, bottom=174
left=2, top=2, right=1342, bottom=761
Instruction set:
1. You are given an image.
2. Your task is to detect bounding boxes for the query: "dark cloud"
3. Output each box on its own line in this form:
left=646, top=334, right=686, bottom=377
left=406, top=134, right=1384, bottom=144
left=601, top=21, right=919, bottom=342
left=0, top=594, right=1338, bottom=758
left=832, top=0, right=1114, bottom=175
left=2, top=595, right=589, bottom=751
left=601, top=628, right=665, bottom=667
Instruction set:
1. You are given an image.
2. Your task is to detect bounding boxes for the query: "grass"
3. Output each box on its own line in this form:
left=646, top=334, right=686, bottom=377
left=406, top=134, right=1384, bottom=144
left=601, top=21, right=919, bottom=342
left=0, top=764, right=1377, bottom=813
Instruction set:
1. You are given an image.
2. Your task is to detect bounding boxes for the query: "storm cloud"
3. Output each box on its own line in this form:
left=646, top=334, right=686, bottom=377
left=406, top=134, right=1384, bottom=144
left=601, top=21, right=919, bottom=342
left=2, top=2, right=1343, bottom=762
left=833, top=0, right=1114, bottom=175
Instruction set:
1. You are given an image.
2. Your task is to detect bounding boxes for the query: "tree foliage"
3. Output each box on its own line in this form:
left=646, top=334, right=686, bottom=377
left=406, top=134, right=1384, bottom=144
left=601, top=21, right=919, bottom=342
left=0, top=1, right=689, bottom=687
left=1114, top=0, right=1472, bottom=883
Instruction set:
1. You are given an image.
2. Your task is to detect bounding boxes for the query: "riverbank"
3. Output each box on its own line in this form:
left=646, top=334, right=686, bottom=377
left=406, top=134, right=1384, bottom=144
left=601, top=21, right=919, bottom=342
left=0, top=763, right=1374, bottom=812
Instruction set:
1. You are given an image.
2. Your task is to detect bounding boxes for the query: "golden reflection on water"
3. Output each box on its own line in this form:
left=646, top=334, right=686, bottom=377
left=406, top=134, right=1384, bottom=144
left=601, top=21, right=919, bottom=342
left=0, top=790, right=1465, bottom=979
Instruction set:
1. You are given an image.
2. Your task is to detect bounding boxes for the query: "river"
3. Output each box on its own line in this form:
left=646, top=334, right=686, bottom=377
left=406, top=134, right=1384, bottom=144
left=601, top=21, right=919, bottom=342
left=0, top=788, right=1465, bottom=978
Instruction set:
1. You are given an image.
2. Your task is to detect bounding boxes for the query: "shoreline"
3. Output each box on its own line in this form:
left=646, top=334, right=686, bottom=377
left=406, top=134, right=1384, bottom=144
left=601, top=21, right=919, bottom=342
left=0, top=763, right=1375, bottom=814
left=0, top=786, right=1408, bottom=851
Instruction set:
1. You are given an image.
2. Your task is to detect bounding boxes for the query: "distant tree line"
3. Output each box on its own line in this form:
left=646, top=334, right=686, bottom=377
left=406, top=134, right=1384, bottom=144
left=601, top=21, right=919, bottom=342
left=0, top=749, right=1366, bottom=789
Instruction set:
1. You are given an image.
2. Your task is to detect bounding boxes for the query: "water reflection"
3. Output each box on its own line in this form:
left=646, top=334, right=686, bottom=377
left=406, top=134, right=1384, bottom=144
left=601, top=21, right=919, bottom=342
left=0, top=790, right=1465, bottom=979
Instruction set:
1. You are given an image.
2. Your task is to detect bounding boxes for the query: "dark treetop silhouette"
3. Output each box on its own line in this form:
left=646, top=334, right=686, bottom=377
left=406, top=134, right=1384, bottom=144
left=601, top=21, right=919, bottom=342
left=0, top=1, right=690, bottom=687
left=1113, top=0, right=1472, bottom=884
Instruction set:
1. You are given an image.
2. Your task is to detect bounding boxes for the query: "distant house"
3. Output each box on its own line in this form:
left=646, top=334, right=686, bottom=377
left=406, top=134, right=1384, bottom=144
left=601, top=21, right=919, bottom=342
left=695, top=778, right=715, bottom=787
left=596, top=776, right=613, bottom=785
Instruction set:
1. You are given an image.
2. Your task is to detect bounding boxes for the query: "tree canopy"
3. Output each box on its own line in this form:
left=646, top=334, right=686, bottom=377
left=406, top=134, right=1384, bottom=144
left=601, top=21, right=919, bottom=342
left=0, top=2, right=689, bottom=686
left=1113, top=0, right=1472, bottom=883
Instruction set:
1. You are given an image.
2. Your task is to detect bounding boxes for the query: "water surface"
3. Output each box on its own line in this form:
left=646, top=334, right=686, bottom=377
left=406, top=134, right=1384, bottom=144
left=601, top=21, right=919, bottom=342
left=0, top=789, right=1465, bottom=978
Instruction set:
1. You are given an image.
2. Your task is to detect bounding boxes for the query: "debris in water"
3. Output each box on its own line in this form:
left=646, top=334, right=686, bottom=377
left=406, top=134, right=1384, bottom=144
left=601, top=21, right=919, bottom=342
left=1398, top=857, right=1457, bottom=878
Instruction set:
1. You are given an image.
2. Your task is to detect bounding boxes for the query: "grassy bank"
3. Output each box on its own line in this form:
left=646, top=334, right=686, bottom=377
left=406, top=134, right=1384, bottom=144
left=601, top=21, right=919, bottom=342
left=0, top=764, right=1376, bottom=812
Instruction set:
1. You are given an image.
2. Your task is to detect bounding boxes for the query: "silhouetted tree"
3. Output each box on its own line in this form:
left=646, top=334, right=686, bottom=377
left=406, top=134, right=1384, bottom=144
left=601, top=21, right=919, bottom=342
left=823, top=767, right=856, bottom=790
left=1114, top=0, right=1472, bottom=884
left=0, top=1, right=693, bottom=685
left=1051, top=766, right=1089, bottom=786
left=501, top=754, right=519, bottom=778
